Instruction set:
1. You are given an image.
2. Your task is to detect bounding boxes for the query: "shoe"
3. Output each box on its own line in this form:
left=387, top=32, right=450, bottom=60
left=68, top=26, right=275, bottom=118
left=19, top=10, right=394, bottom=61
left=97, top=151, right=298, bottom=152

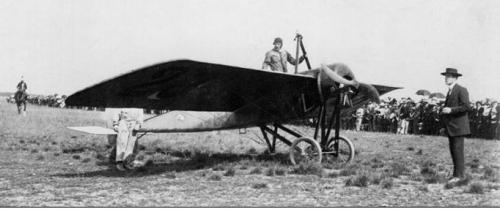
left=447, top=177, right=462, bottom=184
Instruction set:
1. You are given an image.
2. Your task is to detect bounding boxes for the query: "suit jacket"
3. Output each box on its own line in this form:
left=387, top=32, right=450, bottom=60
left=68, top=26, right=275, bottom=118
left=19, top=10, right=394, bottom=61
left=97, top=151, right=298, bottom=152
left=441, top=84, right=472, bottom=137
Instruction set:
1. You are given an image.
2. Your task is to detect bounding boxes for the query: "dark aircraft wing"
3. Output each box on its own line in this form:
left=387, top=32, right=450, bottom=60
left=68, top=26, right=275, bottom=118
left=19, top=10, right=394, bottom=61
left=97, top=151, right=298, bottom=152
left=66, top=59, right=400, bottom=112
left=66, top=59, right=317, bottom=111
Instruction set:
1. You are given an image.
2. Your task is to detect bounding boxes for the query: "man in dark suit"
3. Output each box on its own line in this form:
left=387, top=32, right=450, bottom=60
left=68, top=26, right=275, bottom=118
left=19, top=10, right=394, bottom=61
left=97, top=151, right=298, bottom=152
left=439, top=68, right=471, bottom=182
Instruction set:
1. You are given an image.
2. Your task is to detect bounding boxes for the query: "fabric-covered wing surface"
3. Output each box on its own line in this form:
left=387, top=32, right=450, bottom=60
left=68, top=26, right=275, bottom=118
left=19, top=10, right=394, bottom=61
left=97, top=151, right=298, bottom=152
left=66, top=60, right=317, bottom=111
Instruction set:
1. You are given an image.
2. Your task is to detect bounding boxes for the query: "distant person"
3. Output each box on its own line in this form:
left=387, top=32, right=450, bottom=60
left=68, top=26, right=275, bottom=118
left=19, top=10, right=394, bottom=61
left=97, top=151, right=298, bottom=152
left=355, top=106, right=365, bottom=131
left=439, top=68, right=471, bottom=183
left=398, top=99, right=411, bottom=134
left=470, top=101, right=482, bottom=137
left=262, top=37, right=304, bottom=73
left=15, top=76, right=28, bottom=115
left=489, top=101, right=498, bottom=139
left=17, top=76, right=27, bottom=92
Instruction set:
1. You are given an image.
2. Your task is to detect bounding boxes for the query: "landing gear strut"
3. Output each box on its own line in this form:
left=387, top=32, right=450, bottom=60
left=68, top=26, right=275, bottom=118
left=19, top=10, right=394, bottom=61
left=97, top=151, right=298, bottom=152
left=260, top=86, right=356, bottom=165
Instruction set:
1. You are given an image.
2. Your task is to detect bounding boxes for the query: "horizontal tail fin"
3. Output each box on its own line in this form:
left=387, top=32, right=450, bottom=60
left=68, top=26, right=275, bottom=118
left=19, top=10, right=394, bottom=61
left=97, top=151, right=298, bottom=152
left=67, top=126, right=117, bottom=135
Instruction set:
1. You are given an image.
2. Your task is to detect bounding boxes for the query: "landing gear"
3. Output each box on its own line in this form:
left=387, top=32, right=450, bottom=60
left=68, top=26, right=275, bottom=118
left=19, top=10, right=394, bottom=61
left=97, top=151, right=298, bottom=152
left=109, top=144, right=140, bottom=171
left=323, top=136, right=355, bottom=164
left=261, top=85, right=356, bottom=165
left=107, top=131, right=142, bottom=171
left=289, top=137, right=322, bottom=165
left=122, top=153, right=138, bottom=170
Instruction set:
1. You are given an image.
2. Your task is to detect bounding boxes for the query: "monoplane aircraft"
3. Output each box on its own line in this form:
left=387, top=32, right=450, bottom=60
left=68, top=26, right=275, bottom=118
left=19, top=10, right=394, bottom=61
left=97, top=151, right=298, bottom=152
left=66, top=35, right=399, bottom=170
left=66, top=58, right=398, bottom=170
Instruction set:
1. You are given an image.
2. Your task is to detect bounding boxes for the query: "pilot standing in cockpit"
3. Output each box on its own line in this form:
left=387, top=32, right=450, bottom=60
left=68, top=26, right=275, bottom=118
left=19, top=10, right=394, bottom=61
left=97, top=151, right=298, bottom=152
left=262, top=37, right=304, bottom=73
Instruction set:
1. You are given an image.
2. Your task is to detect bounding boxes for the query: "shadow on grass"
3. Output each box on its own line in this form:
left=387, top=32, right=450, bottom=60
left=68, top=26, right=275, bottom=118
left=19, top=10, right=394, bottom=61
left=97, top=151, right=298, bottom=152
left=51, top=152, right=291, bottom=178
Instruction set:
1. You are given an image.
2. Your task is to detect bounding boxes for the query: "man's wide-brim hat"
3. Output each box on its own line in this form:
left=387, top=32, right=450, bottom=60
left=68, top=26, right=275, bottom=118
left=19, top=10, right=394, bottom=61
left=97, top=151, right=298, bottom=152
left=441, top=68, right=462, bottom=77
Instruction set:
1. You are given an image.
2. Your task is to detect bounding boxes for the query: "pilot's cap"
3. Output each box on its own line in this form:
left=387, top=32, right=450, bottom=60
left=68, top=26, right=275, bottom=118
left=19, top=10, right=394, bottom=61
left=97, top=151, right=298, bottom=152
left=273, top=37, right=283, bottom=45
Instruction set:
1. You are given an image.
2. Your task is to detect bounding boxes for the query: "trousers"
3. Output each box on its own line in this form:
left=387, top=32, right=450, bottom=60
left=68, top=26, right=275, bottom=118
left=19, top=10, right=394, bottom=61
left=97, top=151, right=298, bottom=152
left=355, top=117, right=363, bottom=131
left=398, top=119, right=409, bottom=134
left=448, top=136, right=465, bottom=177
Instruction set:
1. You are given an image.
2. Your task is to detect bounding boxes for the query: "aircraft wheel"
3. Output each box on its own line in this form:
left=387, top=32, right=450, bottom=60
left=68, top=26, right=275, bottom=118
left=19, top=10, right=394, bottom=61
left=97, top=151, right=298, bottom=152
left=108, top=146, right=129, bottom=171
left=120, top=140, right=140, bottom=170
left=122, top=153, right=137, bottom=170
left=116, top=163, right=126, bottom=171
left=289, top=137, right=322, bottom=165
left=108, top=146, right=127, bottom=171
left=323, top=136, right=355, bottom=164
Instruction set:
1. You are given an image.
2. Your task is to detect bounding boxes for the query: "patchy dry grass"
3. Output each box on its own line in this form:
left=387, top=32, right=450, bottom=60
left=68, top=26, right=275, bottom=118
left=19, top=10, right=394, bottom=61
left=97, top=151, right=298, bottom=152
left=291, top=162, right=323, bottom=177
left=486, top=183, right=500, bottom=191
left=444, top=182, right=454, bottom=190
left=275, top=167, right=287, bottom=176
left=327, top=172, right=339, bottom=178
left=212, top=164, right=226, bottom=171
left=339, top=164, right=359, bottom=176
left=370, top=172, right=389, bottom=185
left=223, top=167, right=236, bottom=177
left=465, top=182, right=485, bottom=194
left=345, top=172, right=370, bottom=187
left=81, top=158, right=92, bottom=163
left=208, top=174, right=222, bottom=181
left=265, top=167, right=275, bottom=176
left=418, top=185, right=429, bottom=192
left=417, top=160, right=447, bottom=184
left=423, top=172, right=447, bottom=184
left=249, top=167, right=262, bottom=175
left=35, top=154, right=45, bottom=161
left=387, top=161, right=412, bottom=178
left=481, top=166, right=499, bottom=182
left=380, top=178, right=394, bottom=189
left=0, top=103, right=499, bottom=207
left=409, top=171, right=423, bottom=182
left=251, top=183, right=268, bottom=189
left=163, top=172, right=176, bottom=179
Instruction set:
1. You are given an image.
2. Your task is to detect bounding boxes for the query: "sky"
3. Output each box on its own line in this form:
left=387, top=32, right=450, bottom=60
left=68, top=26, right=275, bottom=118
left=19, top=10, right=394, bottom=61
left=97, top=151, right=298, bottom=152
left=0, top=0, right=499, bottom=101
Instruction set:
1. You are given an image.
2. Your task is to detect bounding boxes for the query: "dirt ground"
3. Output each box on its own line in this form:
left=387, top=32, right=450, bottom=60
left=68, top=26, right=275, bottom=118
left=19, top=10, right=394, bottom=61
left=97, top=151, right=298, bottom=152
left=0, top=102, right=499, bottom=207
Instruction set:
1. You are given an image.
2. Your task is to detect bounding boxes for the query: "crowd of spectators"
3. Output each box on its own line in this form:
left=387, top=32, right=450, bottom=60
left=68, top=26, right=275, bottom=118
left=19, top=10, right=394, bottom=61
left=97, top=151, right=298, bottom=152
left=342, top=97, right=500, bottom=140
left=6, top=93, right=67, bottom=108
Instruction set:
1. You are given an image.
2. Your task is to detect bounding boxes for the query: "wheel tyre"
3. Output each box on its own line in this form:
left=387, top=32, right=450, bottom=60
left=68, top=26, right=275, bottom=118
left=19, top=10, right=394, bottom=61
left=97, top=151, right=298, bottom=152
left=289, top=137, right=322, bottom=165
left=325, top=136, right=355, bottom=164
left=116, top=163, right=126, bottom=171
left=122, top=153, right=137, bottom=170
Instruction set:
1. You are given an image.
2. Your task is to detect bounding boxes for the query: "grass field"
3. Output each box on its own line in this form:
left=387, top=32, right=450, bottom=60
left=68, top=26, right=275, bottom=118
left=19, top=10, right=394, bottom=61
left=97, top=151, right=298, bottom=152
left=0, top=101, right=499, bottom=207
